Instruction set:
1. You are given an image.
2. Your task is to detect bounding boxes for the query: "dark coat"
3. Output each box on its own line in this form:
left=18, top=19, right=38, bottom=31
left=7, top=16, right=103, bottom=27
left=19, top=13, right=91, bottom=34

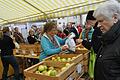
left=64, top=26, right=79, bottom=42
left=94, top=21, right=120, bottom=80
left=0, top=35, right=15, bottom=56
left=14, top=32, right=24, bottom=43
left=27, top=35, right=37, bottom=44
left=82, top=22, right=102, bottom=54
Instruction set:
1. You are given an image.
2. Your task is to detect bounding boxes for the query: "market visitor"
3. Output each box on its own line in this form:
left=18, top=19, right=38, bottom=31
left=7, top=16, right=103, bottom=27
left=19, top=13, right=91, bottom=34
left=0, top=27, right=20, bottom=80
left=93, top=0, right=120, bottom=80
left=39, top=22, right=69, bottom=61
left=13, top=27, right=25, bottom=44
left=27, top=29, right=38, bottom=44
left=79, top=10, right=102, bottom=54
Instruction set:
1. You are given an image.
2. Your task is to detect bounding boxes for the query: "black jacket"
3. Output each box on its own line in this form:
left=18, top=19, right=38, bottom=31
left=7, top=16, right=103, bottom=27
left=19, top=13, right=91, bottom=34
left=0, top=35, right=15, bottom=56
left=27, top=35, right=37, bottom=44
left=94, top=21, right=120, bottom=80
left=82, top=23, right=102, bottom=54
left=64, top=26, right=79, bottom=42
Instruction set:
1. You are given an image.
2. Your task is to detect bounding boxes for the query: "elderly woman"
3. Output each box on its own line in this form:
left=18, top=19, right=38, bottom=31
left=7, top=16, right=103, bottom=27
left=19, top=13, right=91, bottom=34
left=27, top=29, right=38, bottom=44
left=40, top=22, right=69, bottom=61
left=93, top=0, right=120, bottom=80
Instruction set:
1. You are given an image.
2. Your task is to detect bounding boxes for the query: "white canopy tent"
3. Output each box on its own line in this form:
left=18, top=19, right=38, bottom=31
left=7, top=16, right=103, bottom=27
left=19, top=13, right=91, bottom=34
left=0, top=0, right=106, bottom=25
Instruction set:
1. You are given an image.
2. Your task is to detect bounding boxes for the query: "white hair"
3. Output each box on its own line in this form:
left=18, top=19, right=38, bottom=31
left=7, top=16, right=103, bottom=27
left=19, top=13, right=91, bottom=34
left=93, top=0, right=120, bottom=20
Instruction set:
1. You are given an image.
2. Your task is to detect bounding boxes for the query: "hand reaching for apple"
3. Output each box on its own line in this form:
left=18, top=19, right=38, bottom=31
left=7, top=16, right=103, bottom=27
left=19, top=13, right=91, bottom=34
left=61, top=45, right=69, bottom=51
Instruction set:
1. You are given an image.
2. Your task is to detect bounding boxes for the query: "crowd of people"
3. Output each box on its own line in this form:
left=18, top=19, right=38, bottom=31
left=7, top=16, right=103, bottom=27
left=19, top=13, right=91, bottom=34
left=0, top=0, right=120, bottom=80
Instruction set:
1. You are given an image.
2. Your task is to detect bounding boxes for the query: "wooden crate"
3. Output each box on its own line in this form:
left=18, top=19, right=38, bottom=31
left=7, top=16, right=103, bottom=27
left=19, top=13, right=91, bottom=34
left=83, top=52, right=89, bottom=60
left=75, top=48, right=89, bottom=54
left=76, top=44, right=85, bottom=48
left=44, top=54, right=83, bottom=65
left=84, top=65, right=88, bottom=73
left=83, top=59, right=88, bottom=73
left=24, top=61, right=75, bottom=80
left=75, top=44, right=89, bottom=54
left=65, top=60, right=84, bottom=80
left=83, top=59, right=88, bottom=66
left=44, top=54, right=85, bottom=80
left=19, top=44, right=40, bottom=53
left=13, top=48, right=40, bottom=57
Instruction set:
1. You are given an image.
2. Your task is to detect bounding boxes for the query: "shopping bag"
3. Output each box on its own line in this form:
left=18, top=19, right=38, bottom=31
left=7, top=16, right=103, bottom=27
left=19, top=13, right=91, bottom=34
left=88, top=47, right=96, bottom=78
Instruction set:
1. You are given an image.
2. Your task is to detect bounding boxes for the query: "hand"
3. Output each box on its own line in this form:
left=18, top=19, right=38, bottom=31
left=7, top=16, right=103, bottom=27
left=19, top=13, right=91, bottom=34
left=61, top=45, right=69, bottom=51
left=76, top=39, right=83, bottom=43
left=34, top=42, right=39, bottom=44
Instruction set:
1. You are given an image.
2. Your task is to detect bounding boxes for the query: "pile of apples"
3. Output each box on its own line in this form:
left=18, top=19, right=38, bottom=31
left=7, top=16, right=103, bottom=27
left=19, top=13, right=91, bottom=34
left=51, top=57, right=76, bottom=62
left=35, top=63, right=71, bottom=76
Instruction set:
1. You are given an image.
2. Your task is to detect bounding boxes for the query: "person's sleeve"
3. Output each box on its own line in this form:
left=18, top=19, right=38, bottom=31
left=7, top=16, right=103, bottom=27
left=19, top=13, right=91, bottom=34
left=41, top=37, right=62, bottom=56
left=27, top=37, right=31, bottom=44
left=9, top=37, right=15, bottom=49
left=82, top=40, right=91, bottom=50
left=55, top=35, right=67, bottom=45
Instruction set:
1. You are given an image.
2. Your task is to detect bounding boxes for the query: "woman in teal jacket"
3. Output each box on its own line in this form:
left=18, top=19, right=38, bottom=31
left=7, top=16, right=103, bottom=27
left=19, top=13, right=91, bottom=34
left=40, top=22, right=69, bottom=61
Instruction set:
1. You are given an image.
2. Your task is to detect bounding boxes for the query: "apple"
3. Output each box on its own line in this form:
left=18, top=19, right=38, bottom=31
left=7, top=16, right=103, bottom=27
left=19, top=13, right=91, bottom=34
left=67, top=58, right=72, bottom=62
left=61, top=67, right=66, bottom=71
left=49, top=66, right=54, bottom=70
left=38, top=65, right=45, bottom=72
left=52, top=57, right=56, bottom=60
left=53, top=59, right=57, bottom=61
left=61, top=58, right=67, bottom=62
left=57, top=57, right=61, bottom=60
left=72, top=57, right=76, bottom=60
left=35, top=71, right=40, bottom=74
left=57, top=59, right=61, bottom=62
left=44, top=65, right=47, bottom=70
left=65, top=63, right=70, bottom=67
left=42, top=70, right=47, bottom=75
left=51, top=70, right=57, bottom=76
left=47, top=70, right=52, bottom=76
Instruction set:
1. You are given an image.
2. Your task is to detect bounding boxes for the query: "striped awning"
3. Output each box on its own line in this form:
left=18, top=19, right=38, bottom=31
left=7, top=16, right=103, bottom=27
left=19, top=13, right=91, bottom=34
left=0, top=0, right=106, bottom=25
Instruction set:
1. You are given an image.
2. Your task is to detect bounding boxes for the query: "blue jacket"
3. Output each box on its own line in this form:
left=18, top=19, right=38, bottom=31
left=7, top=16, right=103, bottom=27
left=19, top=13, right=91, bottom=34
left=39, top=33, right=66, bottom=61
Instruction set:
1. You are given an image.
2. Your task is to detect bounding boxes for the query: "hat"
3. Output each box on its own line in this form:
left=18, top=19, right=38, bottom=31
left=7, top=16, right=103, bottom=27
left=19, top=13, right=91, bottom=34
left=86, top=10, right=96, bottom=21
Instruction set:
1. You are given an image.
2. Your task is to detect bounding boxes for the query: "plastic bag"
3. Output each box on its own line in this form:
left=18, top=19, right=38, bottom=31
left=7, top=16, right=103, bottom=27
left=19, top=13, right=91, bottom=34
left=14, top=42, right=20, bottom=49
left=88, top=47, right=96, bottom=78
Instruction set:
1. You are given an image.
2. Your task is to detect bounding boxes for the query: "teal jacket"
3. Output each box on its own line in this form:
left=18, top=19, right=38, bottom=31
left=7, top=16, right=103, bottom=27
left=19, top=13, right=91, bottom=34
left=39, top=33, right=67, bottom=61
left=82, top=27, right=94, bottom=40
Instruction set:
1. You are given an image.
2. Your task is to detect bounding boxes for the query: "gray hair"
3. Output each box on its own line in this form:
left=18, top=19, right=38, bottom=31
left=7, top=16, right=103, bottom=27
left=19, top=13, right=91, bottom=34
left=93, top=0, right=120, bottom=20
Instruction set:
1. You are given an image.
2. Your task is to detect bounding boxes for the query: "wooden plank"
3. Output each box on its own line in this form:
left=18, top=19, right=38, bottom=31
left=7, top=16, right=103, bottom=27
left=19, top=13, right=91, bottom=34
left=83, top=52, right=89, bottom=60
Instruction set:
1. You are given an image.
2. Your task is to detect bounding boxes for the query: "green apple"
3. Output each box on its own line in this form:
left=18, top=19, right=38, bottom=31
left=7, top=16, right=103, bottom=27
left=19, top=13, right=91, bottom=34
left=38, top=65, right=45, bottom=72
left=57, top=59, right=61, bottom=62
left=47, top=70, right=52, bottom=76
left=65, top=63, right=70, bottom=67
left=61, top=58, right=67, bottom=62
left=61, top=67, right=66, bottom=71
left=42, top=70, right=47, bottom=75
left=44, top=65, right=47, bottom=70
left=53, top=59, right=57, bottom=61
left=50, top=70, right=57, bottom=76
left=49, top=66, right=54, bottom=70
left=35, top=71, right=40, bottom=74
left=67, top=58, right=72, bottom=62
left=57, top=57, right=61, bottom=60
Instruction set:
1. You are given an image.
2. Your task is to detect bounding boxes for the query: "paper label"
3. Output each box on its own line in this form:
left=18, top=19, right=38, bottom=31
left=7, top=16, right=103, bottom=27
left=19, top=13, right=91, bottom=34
left=76, top=64, right=82, bottom=74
